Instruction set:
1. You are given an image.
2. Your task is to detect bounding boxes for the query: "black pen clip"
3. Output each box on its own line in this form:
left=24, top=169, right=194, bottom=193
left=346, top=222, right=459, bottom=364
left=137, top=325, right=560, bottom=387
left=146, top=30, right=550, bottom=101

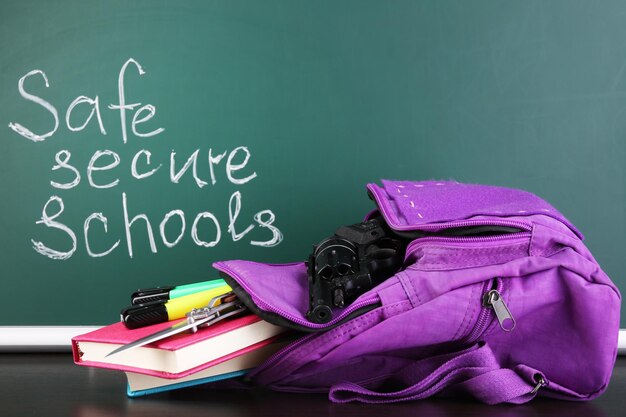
left=131, top=286, right=175, bottom=305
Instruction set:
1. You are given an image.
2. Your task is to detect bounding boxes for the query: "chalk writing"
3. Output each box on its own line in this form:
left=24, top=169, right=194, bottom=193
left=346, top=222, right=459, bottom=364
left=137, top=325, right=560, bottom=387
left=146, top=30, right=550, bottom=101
left=9, top=57, right=283, bottom=259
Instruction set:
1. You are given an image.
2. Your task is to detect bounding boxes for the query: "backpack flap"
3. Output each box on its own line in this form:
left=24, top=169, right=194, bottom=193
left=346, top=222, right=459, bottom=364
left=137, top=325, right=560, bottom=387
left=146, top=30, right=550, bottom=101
left=366, top=180, right=582, bottom=239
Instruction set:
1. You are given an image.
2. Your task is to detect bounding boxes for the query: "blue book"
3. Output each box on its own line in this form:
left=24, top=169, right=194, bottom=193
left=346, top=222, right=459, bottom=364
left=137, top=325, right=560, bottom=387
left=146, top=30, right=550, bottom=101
left=126, top=369, right=248, bottom=397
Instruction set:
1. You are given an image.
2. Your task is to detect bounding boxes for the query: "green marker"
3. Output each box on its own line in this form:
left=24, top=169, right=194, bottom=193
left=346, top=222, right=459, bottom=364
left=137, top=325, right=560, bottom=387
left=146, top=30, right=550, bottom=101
left=130, top=279, right=227, bottom=305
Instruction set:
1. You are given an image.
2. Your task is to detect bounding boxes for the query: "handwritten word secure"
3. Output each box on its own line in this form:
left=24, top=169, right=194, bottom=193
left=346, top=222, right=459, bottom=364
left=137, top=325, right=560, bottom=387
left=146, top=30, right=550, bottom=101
left=8, top=58, right=283, bottom=260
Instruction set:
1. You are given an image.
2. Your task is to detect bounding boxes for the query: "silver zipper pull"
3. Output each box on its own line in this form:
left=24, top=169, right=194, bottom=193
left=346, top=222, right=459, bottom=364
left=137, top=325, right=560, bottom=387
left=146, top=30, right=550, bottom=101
left=482, top=290, right=516, bottom=331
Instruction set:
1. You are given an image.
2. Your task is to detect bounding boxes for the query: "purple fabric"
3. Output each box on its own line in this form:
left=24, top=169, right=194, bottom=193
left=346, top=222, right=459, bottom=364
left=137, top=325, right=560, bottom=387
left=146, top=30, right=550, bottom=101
left=368, top=180, right=583, bottom=239
left=214, top=180, right=621, bottom=404
left=213, top=261, right=382, bottom=329
left=329, top=343, right=540, bottom=404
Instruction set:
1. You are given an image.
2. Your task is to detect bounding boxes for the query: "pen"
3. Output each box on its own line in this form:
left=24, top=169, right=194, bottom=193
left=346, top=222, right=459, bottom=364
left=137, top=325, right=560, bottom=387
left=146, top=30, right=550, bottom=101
left=107, top=292, right=246, bottom=357
left=121, top=284, right=231, bottom=329
left=131, top=279, right=227, bottom=304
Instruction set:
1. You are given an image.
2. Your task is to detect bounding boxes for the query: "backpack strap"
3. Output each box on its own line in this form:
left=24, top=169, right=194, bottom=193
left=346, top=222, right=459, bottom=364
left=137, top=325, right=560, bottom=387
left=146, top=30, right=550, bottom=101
left=329, top=342, right=546, bottom=404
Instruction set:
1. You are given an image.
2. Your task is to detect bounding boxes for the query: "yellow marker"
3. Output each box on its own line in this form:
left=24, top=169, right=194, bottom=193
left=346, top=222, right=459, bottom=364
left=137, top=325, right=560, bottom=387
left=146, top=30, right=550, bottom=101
left=165, top=285, right=231, bottom=318
left=121, top=284, right=231, bottom=329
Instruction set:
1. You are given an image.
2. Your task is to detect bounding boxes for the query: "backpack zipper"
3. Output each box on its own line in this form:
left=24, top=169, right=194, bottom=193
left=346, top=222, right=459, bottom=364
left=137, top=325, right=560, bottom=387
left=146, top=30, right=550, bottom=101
left=253, top=277, right=518, bottom=380
left=214, top=262, right=381, bottom=330
left=464, top=278, right=516, bottom=343
left=483, top=287, right=516, bottom=332
left=404, top=232, right=532, bottom=264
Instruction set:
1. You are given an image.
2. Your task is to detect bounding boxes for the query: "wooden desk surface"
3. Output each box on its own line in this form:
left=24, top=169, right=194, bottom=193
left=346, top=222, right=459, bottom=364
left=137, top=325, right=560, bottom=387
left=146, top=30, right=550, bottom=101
left=1, top=354, right=624, bottom=417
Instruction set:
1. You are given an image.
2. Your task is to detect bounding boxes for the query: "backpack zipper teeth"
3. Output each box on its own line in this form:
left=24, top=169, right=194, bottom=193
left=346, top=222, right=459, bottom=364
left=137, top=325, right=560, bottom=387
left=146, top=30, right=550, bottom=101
left=463, top=279, right=503, bottom=343
left=399, top=219, right=532, bottom=232
left=483, top=289, right=516, bottom=332
left=214, top=263, right=380, bottom=329
left=404, top=232, right=532, bottom=262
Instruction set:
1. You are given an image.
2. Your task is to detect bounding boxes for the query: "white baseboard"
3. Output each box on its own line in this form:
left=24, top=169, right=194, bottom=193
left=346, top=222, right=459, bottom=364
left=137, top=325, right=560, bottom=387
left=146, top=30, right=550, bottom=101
left=0, top=326, right=101, bottom=351
left=1, top=326, right=625, bottom=354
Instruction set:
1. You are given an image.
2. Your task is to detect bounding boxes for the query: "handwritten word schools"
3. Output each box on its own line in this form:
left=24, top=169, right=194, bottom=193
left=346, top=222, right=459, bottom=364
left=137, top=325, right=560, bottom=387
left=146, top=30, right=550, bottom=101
left=8, top=58, right=283, bottom=260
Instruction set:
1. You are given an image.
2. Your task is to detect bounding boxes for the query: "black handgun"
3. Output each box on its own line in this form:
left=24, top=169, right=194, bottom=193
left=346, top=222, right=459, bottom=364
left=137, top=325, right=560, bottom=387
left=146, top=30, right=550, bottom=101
left=306, top=217, right=405, bottom=324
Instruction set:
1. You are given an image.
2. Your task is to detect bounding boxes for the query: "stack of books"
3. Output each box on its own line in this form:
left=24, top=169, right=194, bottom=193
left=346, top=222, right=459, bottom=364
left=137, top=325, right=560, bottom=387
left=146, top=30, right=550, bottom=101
left=72, top=314, right=287, bottom=397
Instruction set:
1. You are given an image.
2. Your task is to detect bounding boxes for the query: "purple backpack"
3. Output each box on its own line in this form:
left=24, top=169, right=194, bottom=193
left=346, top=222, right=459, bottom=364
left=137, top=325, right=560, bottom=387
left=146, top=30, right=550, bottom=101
left=214, top=180, right=621, bottom=404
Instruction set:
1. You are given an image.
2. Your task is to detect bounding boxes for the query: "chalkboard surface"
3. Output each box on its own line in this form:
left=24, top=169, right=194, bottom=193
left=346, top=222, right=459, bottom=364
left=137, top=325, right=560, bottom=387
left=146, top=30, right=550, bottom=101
left=1, top=1, right=625, bottom=325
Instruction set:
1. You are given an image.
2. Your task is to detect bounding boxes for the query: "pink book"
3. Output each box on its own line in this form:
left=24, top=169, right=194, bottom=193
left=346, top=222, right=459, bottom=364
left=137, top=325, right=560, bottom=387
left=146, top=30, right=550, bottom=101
left=72, top=314, right=286, bottom=379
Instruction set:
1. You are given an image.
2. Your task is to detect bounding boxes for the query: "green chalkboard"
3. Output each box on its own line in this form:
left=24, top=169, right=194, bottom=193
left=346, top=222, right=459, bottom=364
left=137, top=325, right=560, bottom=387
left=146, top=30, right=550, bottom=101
left=1, top=1, right=625, bottom=325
